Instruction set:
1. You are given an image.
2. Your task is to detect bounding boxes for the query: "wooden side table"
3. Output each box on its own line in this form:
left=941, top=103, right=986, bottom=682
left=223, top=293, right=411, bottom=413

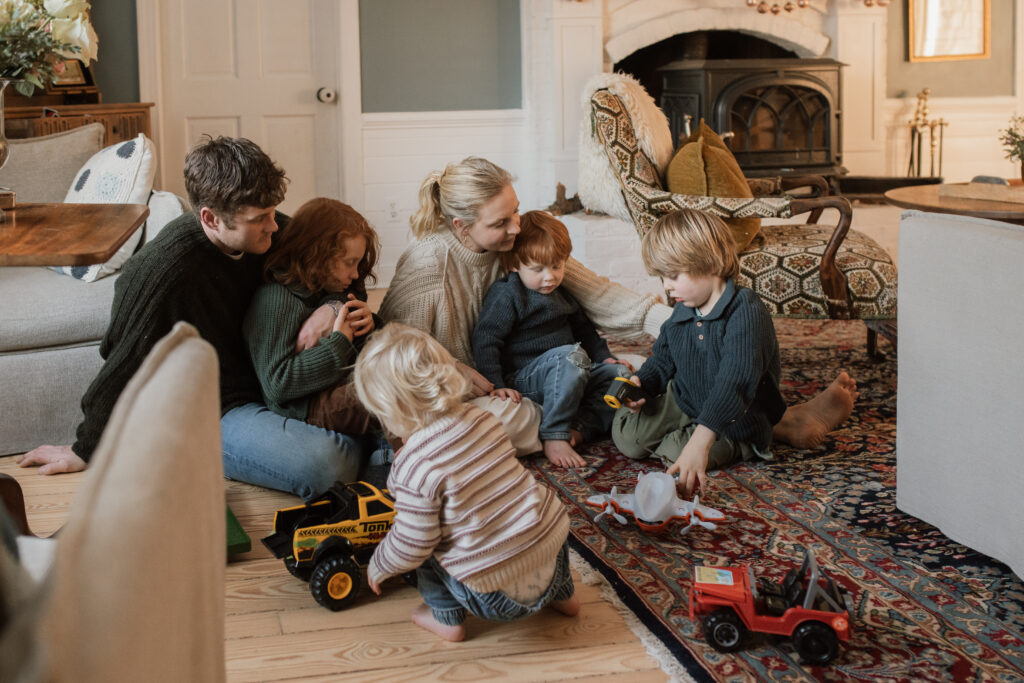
left=884, top=184, right=1024, bottom=226
left=0, top=203, right=149, bottom=267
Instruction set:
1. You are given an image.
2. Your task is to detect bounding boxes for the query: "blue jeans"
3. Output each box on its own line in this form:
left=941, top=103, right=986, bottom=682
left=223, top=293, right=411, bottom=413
left=416, top=542, right=575, bottom=626
left=509, top=344, right=629, bottom=442
left=221, top=402, right=391, bottom=500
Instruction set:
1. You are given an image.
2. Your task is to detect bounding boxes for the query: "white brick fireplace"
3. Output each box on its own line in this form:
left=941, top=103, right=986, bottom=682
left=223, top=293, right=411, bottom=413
left=354, top=0, right=1022, bottom=287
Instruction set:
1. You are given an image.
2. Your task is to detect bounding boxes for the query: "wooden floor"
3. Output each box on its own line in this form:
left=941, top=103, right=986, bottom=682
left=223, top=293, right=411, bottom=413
left=1, top=455, right=667, bottom=682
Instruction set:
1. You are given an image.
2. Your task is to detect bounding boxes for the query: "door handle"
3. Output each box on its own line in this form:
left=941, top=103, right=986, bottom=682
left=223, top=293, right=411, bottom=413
left=316, top=88, right=337, bottom=104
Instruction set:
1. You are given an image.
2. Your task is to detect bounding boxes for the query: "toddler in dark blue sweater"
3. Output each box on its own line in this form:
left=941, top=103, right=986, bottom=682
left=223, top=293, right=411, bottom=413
left=472, top=211, right=634, bottom=467
left=612, top=209, right=787, bottom=498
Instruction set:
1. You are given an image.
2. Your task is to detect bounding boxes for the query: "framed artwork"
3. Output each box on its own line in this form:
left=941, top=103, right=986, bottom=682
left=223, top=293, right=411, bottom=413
left=48, top=59, right=96, bottom=90
left=908, top=0, right=990, bottom=62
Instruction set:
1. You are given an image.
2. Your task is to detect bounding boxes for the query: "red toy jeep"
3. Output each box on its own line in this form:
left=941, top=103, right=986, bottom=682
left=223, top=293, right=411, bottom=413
left=689, top=549, right=854, bottom=665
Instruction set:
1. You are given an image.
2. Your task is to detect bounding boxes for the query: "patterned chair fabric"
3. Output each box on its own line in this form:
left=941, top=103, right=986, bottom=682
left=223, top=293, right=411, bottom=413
left=589, top=88, right=897, bottom=320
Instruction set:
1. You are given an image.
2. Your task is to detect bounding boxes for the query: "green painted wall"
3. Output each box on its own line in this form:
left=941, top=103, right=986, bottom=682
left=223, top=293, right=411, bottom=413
left=358, top=0, right=522, bottom=112
left=90, top=0, right=140, bottom=103
left=887, top=0, right=1016, bottom=98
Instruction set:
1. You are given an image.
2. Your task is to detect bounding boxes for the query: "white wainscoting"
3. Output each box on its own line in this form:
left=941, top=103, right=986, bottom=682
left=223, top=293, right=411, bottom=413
left=360, top=110, right=530, bottom=286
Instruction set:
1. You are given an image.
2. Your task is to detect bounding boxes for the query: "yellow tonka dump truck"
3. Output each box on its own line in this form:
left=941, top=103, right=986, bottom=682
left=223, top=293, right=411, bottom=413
left=262, top=481, right=397, bottom=611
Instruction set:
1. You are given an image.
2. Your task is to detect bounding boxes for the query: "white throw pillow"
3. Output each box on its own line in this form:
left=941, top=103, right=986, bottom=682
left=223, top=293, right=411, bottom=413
left=52, top=134, right=157, bottom=282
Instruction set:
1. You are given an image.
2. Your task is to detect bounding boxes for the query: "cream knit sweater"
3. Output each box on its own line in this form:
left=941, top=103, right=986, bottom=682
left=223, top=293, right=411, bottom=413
left=379, top=229, right=671, bottom=366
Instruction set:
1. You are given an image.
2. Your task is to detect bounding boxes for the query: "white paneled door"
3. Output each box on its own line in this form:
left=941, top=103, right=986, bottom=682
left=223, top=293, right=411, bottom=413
left=157, top=0, right=341, bottom=214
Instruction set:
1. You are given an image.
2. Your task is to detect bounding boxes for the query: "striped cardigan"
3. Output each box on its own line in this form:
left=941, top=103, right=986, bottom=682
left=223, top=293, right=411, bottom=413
left=368, top=404, right=569, bottom=593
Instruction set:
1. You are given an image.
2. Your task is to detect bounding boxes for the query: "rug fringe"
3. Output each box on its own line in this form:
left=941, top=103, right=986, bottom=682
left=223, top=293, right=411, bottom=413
left=569, top=549, right=697, bottom=683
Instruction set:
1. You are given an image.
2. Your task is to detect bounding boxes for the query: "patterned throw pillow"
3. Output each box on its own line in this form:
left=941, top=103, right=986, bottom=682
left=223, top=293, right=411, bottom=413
left=52, top=135, right=157, bottom=282
left=666, top=120, right=760, bottom=251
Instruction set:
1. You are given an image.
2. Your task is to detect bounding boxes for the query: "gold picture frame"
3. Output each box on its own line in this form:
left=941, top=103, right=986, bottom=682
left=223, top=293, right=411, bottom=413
left=908, top=0, right=991, bottom=63
left=52, top=59, right=88, bottom=86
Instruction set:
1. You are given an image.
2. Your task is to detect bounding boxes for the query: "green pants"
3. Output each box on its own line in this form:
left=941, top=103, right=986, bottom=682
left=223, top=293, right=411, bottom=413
left=610, top=381, right=769, bottom=471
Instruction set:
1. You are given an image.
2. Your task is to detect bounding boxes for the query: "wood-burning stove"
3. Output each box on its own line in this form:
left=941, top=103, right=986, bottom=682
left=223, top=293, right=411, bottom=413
left=657, top=58, right=844, bottom=178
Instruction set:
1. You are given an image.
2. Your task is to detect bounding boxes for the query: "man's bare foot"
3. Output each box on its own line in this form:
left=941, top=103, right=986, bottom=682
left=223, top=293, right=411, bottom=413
left=543, top=440, right=586, bottom=468
left=550, top=594, right=580, bottom=617
left=568, top=428, right=584, bottom=447
left=773, top=372, right=858, bottom=449
left=411, top=603, right=465, bottom=642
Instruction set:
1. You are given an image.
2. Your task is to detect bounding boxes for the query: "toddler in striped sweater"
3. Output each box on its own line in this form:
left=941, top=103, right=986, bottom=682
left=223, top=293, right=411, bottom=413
left=354, top=323, right=579, bottom=642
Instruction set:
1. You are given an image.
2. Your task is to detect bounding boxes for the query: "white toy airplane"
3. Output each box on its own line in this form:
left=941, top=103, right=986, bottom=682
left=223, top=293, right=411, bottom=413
left=585, top=471, right=726, bottom=535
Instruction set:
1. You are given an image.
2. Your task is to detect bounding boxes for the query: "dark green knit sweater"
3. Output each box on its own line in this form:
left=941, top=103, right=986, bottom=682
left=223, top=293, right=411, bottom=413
left=635, top=278, right=785, bottom=448
left=72, top=211, right=288, bottom=461
left=242, top=282, right=375, bottom=419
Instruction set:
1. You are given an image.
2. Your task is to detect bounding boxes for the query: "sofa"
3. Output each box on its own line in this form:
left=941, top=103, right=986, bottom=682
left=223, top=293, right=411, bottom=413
left=896, top=209, right=1024, bottom=579
left=0, top=124, right=188, bottom=455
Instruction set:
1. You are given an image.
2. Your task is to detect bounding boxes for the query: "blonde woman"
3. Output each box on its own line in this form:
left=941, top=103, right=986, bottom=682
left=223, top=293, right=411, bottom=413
left=379, top=157, right=669, bottom=455
left=379, top=157, right=857, bottom=457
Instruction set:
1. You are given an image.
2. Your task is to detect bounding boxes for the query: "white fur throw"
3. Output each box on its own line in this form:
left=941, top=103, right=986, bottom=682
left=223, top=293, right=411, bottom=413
left=577, top=72, right=674, bottom=221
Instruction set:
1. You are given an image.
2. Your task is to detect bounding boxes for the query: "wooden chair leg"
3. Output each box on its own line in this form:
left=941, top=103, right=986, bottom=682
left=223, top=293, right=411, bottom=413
left=866, top=327, right=880, bottom=359
left=0, top=473, right=32, bottom=537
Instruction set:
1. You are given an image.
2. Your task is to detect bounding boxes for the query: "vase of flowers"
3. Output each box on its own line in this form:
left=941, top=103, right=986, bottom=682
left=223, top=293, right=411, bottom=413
left=0, top=0, right=98, bottom=173
left=999, top=115, right=1024, bottom=182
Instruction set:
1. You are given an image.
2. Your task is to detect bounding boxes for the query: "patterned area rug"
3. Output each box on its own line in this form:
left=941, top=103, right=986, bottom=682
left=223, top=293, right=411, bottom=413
left=525, top=319, right=1024, bottom=682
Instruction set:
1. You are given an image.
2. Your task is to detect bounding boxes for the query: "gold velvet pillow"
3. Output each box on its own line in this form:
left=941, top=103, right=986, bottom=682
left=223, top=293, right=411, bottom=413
left=666, top=120, right=760, bottom=250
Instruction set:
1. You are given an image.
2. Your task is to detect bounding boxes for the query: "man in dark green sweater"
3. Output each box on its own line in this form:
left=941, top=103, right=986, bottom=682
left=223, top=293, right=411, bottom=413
left=17, top=137, right=377, bottom=499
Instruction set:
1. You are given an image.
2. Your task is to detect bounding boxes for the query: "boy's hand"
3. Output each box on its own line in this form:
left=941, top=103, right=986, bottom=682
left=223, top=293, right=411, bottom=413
left=603, top=357, right=635, bottom=374
left=295, top=303, right=336, bottom=351
left=666, top=424, right=716, bottom=499
left=623, top=376, right=646, bottom=413
left=367, top=575, right=381, bottom=596
left=490, top=387, right=521, bottom=403
left=343, top=294, right=375, bottom=337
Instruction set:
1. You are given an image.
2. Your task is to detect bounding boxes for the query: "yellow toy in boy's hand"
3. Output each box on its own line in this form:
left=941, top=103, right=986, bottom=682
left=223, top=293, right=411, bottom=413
left=603, top=376, right=645, bottom=410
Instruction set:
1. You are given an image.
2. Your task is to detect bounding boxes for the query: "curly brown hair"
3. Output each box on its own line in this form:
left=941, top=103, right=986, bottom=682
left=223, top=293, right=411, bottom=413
left=184, top=136, right=288, bottom=218
left=264, top=198, right=379, bottom=293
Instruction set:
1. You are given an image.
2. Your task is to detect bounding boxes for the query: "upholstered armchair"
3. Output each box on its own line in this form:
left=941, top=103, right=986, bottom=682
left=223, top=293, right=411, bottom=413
left=585, top=86, right=898, bottom=354
left=0, top=322, right=226, bottom=683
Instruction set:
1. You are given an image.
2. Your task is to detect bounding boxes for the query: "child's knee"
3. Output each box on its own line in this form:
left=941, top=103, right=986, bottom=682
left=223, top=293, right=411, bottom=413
left=611, top=410, right=652, bottom=460
left=564, top=343, right=590, bottom=370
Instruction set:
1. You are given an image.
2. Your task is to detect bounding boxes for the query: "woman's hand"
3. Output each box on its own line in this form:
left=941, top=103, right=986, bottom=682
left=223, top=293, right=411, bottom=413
left=489, top=387, right=521, bottom=403
left=457, top=362, right=494, bottom=398
left=604, top=356, right=635, bottom=374
left=295, top=303, right=337, bottom=351
left=343, top=294, right=375, bottom=337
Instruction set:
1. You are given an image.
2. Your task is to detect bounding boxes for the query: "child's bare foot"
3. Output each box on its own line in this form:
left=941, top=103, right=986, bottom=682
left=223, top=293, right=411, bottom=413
left=773, top=372, right=858, bottom=449
left=550, top=594, right=581, bottom=617
left=544, top=440, right=586, bottom=468
left=569, top=428, right=584, bottom=447
left=411, top=603, right=465, bottom=641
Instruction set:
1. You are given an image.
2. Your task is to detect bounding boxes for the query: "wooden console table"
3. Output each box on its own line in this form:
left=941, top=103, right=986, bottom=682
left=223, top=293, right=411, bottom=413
left=0, top=203, right=149, bottom=267
left=3, top=103, right=154, bottom=145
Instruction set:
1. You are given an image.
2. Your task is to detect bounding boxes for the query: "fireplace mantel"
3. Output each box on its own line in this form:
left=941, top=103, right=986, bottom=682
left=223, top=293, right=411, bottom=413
left=531, top=0, right=889, bottom=198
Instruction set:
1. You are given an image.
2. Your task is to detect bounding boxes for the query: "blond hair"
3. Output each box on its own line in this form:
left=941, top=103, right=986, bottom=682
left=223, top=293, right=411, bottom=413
left=353, top=323, right=470, bottom=437
left=409, top=157, right=513, bottom=239
left=500, top=210, right=572, bottom=272
left=641, top=209, right=739, bottom=280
